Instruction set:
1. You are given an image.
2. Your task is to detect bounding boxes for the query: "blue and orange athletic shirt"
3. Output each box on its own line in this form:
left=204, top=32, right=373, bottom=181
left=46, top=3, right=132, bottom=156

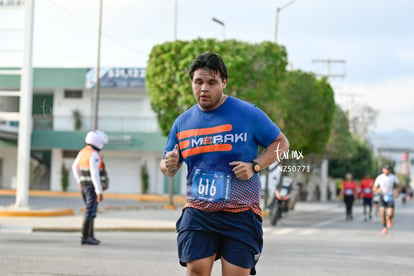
left=163, top=96, right=280, bottom=218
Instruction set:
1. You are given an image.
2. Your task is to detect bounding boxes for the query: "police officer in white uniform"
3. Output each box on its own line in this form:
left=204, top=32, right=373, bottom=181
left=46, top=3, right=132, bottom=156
left=72, top=130, right=108, bottom=245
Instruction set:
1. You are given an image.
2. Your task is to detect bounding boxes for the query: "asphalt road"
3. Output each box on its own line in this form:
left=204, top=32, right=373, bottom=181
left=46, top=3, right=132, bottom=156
left=1, top=199, right=414, bottom=276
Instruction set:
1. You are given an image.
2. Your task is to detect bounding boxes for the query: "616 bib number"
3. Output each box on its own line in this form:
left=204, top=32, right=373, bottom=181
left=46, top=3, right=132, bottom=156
left=191, top=170, right=231, bottom=202
left=197, top=178, right=217, bottom=197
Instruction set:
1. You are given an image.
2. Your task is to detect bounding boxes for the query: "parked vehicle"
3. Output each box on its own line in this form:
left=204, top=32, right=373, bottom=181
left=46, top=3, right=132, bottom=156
left=270, top=177, right=293, bottom=226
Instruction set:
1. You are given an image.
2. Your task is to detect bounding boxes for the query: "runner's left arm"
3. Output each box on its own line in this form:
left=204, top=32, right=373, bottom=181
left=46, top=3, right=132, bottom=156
left=394, top=176, right=403, bottom=196
left=255, top=132, right=289, bottom=171
left=230, top=132, right=289, bottom=180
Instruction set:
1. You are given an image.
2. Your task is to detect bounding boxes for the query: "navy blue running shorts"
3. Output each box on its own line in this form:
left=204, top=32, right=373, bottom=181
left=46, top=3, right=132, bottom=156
left=176, top=208, right=263, bottom=275
left=363, top=197, right=372, bottom=206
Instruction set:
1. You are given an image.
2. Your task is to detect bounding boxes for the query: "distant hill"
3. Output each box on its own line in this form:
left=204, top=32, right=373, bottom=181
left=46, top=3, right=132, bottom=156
left=368, top=129, right=413, bottom=184
left=368, top=129, right=414, bottom=151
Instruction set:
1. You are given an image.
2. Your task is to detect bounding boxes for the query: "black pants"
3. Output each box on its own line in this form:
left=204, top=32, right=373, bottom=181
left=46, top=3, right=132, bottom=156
left=82, top=185, right=98, bottom=219
left=344, top=195, right=354, bottom=218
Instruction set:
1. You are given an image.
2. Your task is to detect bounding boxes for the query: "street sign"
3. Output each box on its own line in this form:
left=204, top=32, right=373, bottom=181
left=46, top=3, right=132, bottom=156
left=0, top=0, right=24, bottom=6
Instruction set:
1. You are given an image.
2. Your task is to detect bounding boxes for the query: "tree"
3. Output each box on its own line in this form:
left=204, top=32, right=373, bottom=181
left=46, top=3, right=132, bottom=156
left=329, top=141, right=375, bottom=180
left=347, top=102, right=378, bottom=142
left=271, top=70, right=335, bottom=204
left=146, top=38, right=288, bottom=136
left=324, top=105, right=356, bottom=160
left=271, top=71, right=335, bottom=156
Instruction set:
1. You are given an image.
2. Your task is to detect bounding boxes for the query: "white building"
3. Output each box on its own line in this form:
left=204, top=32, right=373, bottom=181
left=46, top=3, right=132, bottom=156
left=0, top=67, right=186, bottom=195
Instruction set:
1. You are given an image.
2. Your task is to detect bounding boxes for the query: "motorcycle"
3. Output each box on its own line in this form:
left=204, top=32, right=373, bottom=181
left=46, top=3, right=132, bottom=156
left=270, top=180, right=292, bottom=226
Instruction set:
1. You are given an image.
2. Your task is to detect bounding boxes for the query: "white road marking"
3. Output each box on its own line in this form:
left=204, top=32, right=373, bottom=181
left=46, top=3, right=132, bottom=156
left=271, top=227, right=296, bottom=235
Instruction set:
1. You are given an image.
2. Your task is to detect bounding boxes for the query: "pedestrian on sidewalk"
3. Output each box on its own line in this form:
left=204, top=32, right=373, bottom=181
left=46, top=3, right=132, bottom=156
left=360, top=173, right=374, bottom=221
left=160, top=52, right=289, bottom=276
left=72, top=130, right=109, bottom=245
left=341, top=173, right=357, bottom=221
left=373, top=164, right=402, bottom=235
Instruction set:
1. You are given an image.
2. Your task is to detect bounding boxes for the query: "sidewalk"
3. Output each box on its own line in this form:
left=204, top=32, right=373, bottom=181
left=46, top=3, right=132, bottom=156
left=0, top=190, right=342, bottom=233
left=0, top=189, right=184, bottom=233
left=0, top=209, right=182, bottom=233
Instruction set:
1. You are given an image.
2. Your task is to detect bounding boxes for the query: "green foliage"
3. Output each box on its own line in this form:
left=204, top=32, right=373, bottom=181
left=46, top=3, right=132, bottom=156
left=272, top=71, right=335, bottom=156
left=72, top=110, right=82, bottom=130
left=61, top=165, right=69, bottom=191
left=328, top=141, right=374, bottom=179
left=141, top=165, right=149, bottom=194
left=146, top=39, right=287, bottom=136
left=374, top=157, right=396, bottom=175
left=324, top=105, right=356, bottom=159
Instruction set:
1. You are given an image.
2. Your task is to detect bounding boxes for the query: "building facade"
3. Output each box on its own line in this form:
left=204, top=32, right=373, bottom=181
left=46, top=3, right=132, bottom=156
left=0, top=67, right=186, bottom=195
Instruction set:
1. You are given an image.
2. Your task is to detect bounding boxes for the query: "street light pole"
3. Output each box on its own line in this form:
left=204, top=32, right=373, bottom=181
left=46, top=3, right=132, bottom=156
left=92, top=0, right=103, bottom=130
left=168, top=0, right=178, bottom=208
left=15, top=0, right=34, bottom=208
left=173, top=0, right=177, bottom=40
left=212, top=17, right=225, bottom=40
left=274, top=0, right=296, bottom=43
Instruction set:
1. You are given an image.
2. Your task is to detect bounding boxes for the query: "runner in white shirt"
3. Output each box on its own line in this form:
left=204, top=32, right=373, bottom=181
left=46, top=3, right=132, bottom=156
left=373, top=164, right=402, bottom=235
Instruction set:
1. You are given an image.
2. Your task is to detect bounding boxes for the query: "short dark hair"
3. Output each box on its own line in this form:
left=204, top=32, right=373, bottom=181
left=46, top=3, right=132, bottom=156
left=189, top=52, right=228, bottom=81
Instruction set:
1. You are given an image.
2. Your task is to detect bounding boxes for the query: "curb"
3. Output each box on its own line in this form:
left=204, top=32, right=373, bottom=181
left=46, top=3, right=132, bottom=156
left=0, top=208, right=74, bottom=217
left=0, top=189, right=187, bottom=204
left=32, top=227, right=176, bottom=233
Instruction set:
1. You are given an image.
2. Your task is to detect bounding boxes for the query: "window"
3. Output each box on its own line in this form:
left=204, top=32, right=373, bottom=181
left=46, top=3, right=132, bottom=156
left=64, top=90, right=83, bottom=98
left=63, top=151, right=78, bottom=158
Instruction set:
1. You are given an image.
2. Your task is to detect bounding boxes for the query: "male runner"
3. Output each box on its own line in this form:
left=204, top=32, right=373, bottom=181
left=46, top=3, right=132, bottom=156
left=373, top=164, right=402, bottom=234
left=160, top=52, right=289, bottom=276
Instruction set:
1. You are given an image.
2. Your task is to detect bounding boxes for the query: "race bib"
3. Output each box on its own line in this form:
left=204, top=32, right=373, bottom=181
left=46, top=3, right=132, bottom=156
left=191, top=170, right=231, bottom=202
left=383, top=194, right=394, bottom=203
left=364, top=188, right=371, bottom=194
left=345, top=189, right=353, bottom=196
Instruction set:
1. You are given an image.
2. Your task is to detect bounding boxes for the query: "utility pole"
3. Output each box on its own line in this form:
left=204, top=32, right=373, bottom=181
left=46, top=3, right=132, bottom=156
left=92, top=0, right=103, bottom=130
left=173, top=0, right=177, bottom=40
left=15, top=0, right=34, bottom=208
left=311, top=58, right=346, bottom=203
left=311, top=58, right=346, bottom=79
left=168, top=0, right=178, bottom=208
left=274, top=0, right=296, bottom=43
left=0, top=0, right=33, bottom=208
left=212, top=17, right=225, bottom=40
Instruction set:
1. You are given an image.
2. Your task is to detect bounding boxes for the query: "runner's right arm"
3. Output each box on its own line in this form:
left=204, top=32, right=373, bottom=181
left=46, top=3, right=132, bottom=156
left=373, top=176, right=381, bottom=194
left=160, top=144, right=182, bottom=177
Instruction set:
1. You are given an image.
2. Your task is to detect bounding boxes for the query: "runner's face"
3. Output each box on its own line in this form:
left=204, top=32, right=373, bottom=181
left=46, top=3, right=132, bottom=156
left=383, top=168, right=390, bottom=175
left=192, top=68, right=226, bottom=111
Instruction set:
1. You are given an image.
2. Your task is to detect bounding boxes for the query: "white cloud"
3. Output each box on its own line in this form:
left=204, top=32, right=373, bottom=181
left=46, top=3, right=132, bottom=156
left=340, top=76, right=414, bottom=133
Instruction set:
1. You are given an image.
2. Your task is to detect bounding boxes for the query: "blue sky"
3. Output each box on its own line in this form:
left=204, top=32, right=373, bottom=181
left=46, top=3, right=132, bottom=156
left=1, top=0, right=413, bottom=134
